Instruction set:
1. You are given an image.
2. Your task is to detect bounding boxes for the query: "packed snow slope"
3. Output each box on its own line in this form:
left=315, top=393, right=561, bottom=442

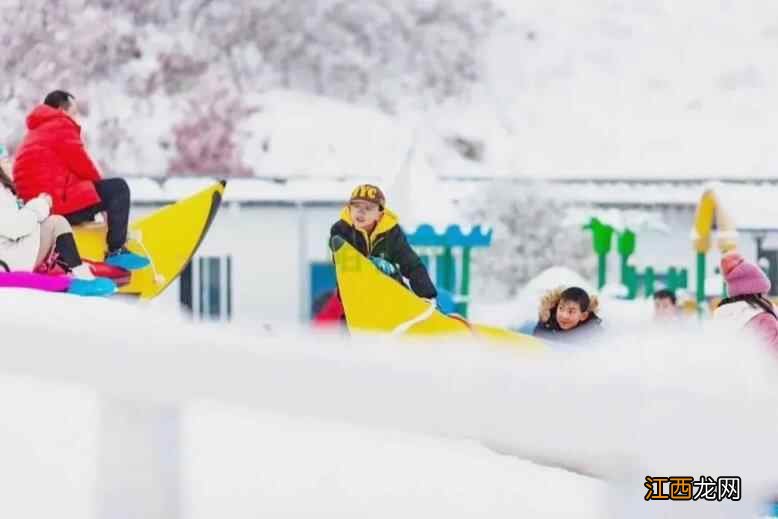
left=0, top=289, right=777, bottom=517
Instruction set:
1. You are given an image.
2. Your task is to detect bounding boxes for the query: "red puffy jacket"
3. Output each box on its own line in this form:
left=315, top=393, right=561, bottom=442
left=13, top=105, right=102, bottom=215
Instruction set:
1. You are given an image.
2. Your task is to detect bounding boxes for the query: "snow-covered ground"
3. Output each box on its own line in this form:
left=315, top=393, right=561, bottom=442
left=0, top=290, right=607, bottom=518
left=0, top=370, right=605, bottom=519
left=1, top=288, right=777, bottom=518
left=184, top=402, right=605, bottom=519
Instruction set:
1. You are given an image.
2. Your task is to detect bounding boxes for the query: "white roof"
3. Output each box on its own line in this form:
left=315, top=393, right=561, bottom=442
left=125, top=175, right=778, bottom=213
left=710, top=182, right=778, bottom=231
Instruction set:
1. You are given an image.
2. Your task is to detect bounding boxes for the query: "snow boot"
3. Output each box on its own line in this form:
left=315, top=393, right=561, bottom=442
left=68, top=277, right=117, bottom=297
left=105, top=246, right=150, bottom=271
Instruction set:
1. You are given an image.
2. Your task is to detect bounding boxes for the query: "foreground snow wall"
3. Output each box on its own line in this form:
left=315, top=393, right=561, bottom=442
left=0, top=289, right=777, bottom=518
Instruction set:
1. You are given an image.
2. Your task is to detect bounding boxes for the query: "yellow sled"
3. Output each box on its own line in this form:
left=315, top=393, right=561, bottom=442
left=332, top=236, right=545, bottom=350
left=74, top=181, right=226, bottom=299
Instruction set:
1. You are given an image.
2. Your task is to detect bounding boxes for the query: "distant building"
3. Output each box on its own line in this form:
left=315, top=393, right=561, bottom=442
left=128, top=176, right=778, bottom=323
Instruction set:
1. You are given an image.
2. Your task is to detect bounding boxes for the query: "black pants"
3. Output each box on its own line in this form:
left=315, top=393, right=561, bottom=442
left=64, top=178, right=130, bottom=252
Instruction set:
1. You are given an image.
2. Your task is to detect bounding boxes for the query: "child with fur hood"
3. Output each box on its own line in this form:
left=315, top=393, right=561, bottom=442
left=533, top=286, right=603, bottom=343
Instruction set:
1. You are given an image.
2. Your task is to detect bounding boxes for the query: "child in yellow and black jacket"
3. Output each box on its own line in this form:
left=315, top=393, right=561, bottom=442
left=330, top=184, right=437, bottom=301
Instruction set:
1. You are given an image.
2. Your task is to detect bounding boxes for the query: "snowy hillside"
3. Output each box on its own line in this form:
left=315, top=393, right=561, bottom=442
left=460, top=0, right=778, bottom=178
left=3, top=0, right=777, bottom=180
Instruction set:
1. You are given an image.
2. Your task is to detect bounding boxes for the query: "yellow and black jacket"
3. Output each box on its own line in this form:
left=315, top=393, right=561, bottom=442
left=330, top=206, right=437, bottom=299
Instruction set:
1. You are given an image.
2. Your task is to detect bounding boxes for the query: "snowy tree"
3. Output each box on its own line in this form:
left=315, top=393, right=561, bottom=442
left=191, top=0, right=503, bottom=112
left=0, top=0, right=141, bottom=151
left=0, top=0, right=504, bottom=176
left=0, top=0, right=139, bottom=104
left=466, top=181, right=596, bottom=300
left=167, top=90, right=257, bottom=178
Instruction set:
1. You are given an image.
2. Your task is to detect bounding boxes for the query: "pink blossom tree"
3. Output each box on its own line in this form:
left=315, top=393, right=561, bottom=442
left=167, top=90, right=256, bottom=178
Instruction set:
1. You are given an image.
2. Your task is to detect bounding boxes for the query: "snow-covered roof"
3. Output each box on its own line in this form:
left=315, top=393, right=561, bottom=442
left=709, top=182, right=778, bottom=232
left=563, top=207, right=670, bottom=233
left=128, top=175, right=778, bottom=241
left=130, top=176, right=777, bottom=209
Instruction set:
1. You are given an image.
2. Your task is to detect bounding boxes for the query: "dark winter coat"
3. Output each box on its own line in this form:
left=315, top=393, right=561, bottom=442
left=14, top=105, right=102, bottom=215
left=330, top=206, right=437, bottom=299
left=532, top=287, right=603, bottom=343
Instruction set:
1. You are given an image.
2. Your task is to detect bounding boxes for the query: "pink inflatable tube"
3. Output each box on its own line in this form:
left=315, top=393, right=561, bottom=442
left=0, top=271, right=72, bottom=292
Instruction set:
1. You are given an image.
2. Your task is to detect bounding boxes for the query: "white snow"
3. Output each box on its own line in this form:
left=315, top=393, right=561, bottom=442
left=184, top=402, right=605, bottom=519
left=1, top=287, right=778, bottom=517
left=475, top=0, right=778, bottom=179
left=5, top=1, right=778, bottom=183
left=0, top=373, right=98, bottom=519
left=708, top=182, right=778, bottom=232
left=238, top=91, right=414, bottom=181
left=0, top=289, right=606, bottom=518
left=470, top=265, right=593, bottom=328
left=564, top=207, right=670, bottom=233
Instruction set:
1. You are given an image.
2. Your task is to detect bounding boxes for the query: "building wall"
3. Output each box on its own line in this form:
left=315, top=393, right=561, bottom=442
left=136, top=203, right=343, bottom=325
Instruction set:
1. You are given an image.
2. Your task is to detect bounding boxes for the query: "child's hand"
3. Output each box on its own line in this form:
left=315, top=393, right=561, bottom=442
left=370, top=256, right=396, bottom=275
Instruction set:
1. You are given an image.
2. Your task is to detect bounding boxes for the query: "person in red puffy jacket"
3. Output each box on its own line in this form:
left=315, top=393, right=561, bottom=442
left=13, top=90, right=149, bottom=271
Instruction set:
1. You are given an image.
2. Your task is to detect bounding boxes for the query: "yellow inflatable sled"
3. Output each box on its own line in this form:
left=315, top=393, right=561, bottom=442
left=332, top=236, right=545, bottom=349
left=74, top=181, right=226, bottom=299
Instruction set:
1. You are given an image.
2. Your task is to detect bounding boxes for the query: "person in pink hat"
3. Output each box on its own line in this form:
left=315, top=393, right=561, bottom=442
left=714, top=251, right=778, bottom=353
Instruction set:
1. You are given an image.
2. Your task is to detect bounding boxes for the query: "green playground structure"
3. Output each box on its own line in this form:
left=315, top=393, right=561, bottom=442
left=584, top=217, right=689, bottom=299
left=407, top=224, right=493, bottom=317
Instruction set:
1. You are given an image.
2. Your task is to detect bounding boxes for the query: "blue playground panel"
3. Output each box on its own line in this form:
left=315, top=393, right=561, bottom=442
left=407, top=224, right=492, bottom=247
left=310, top=262, right=337, bottom=318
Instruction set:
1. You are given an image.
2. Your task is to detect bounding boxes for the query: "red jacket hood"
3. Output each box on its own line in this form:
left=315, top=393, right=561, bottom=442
left=26, top=105, right=79, bottom=131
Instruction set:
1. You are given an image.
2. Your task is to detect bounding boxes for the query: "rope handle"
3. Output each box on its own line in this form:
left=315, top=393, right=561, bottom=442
left=390, top=300, right=437, bottom=336
left=128, top=229, right=165, bottom=285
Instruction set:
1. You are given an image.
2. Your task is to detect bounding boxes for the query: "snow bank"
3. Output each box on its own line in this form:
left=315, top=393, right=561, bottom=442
left=185, top=402, right=605, bottom=519
left=470, top=266, right=593, bottom=328
left=0, top=289, right=777, bottom=518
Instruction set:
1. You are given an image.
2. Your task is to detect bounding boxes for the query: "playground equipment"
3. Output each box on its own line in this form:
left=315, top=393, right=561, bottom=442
left=331, top=236, right=542, bottom=346
left=406, top=224, right=492, bottom=317
left=584, top=217, right=689, bottom=299
left=310, top=223, right=492, bottom=319
left=582, top=183, right=778, bottom=309
left=691, top=186, right=739, bottom=304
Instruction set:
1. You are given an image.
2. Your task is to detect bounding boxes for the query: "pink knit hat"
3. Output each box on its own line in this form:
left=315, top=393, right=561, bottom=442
left=720, top=252, right=771, bottom=297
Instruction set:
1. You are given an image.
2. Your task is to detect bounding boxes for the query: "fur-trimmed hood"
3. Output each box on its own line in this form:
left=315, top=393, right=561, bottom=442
left=538, top=287, right=600, bottom=323
left=533, top=286, right=603, bottom=344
